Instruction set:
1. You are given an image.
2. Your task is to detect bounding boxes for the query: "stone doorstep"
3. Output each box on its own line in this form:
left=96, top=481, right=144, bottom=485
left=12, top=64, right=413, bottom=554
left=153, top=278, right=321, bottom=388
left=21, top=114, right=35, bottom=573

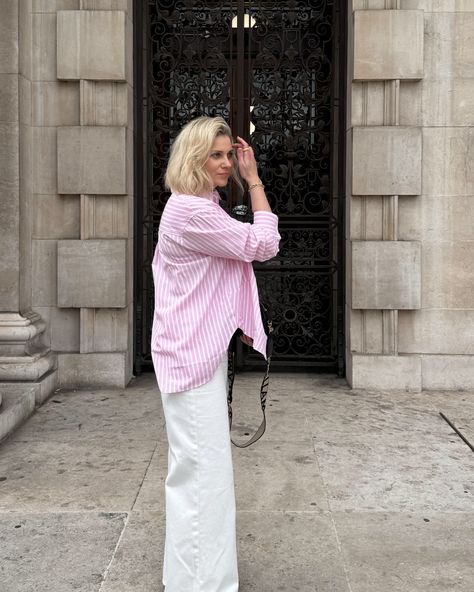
left=0, top=370, right=59, bottom=443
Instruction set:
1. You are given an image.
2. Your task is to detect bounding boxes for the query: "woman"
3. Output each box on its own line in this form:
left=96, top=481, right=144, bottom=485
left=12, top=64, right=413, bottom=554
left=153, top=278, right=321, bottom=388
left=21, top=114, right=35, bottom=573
left=151, top=116, right=280, bottom=592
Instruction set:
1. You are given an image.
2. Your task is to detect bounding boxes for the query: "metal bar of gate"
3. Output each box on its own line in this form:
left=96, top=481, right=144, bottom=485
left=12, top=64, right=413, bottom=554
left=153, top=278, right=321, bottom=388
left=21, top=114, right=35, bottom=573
left=236, top=0, right=245, bottom=144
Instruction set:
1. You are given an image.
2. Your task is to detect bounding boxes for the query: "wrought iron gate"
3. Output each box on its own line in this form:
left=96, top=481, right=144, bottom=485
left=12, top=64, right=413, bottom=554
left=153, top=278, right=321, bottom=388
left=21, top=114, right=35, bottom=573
left=134, top=0, right=346, bottom=374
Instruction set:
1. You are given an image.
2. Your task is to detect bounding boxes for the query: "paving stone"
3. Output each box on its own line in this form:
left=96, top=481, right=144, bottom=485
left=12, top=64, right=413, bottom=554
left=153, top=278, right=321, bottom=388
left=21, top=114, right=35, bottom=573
left=0, top=511, right=126, bottom=592
left=99, top=510, right=165, bottom=592
left=133, top=448, right=167, bottom=512
left=312, top=430, right=474, bottom=512
left=0, top=438, right=154, bottom=512
left=236, top=511, right=350, bottom=592
left=305, top=388, right=448, bottom=437
left=234, top=441, right=329, bottom=512
left=230, top=387, right=313, bottom=443
left=13, top=385, right=164, bottom=443
left=0, top=374, right=473, bottom=591
left=332, top=511, right=474, bottom=592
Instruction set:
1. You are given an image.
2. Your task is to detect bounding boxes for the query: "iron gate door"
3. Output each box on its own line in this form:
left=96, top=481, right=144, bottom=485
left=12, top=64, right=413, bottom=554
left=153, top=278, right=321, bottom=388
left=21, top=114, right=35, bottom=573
left=134, top=0, right=346, bottom=374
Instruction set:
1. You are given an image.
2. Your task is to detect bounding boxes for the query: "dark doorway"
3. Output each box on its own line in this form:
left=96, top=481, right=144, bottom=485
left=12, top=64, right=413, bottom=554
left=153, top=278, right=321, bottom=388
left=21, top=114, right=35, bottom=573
left=134, top=1, right=346, bottom=374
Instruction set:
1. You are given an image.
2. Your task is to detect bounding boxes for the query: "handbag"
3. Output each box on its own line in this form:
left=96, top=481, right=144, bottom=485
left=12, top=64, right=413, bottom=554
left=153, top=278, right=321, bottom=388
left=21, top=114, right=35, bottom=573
left=227, top=301, right=274, bottom=448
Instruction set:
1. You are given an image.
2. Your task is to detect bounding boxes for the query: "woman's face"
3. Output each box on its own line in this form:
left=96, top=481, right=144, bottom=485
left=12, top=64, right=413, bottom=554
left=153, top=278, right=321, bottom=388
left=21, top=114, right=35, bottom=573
left=204, top=135, right=234, bottom=188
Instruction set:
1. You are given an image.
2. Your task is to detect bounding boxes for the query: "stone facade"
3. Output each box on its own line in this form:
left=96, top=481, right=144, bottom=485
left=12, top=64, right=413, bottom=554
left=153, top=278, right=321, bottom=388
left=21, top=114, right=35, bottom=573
left=0, top=0, right=134, bottom=437
left=347, top=0, right=474, bottom=391
left=0, top=0, right=473, bottom=425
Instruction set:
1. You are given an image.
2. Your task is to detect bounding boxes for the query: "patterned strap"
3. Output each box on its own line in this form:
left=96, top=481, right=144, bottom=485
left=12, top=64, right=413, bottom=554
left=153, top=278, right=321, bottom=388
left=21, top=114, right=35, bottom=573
left=227, top=332, right=273, bottom=448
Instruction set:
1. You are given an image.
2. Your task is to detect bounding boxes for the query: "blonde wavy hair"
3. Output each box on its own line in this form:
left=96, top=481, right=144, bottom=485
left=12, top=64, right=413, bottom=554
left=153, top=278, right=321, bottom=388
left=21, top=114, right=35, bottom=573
left=165, top=116, right=241, bottom=195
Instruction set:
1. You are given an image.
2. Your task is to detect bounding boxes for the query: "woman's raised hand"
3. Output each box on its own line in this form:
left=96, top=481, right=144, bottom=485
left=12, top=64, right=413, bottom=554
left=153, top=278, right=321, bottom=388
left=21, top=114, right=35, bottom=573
left=233, top=136, right=260, bottom=185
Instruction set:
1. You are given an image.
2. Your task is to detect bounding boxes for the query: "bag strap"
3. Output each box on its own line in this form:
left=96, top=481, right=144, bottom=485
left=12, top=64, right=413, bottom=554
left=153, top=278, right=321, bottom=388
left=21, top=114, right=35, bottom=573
left=227, top=330, right=273, bottom=448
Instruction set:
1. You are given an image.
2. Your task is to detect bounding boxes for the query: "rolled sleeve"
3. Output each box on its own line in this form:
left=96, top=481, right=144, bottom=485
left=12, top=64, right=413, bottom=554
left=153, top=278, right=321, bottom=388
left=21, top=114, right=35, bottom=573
left=252, top=211, right=281, bottom=260
left=183, top=205, right=280, bottom=263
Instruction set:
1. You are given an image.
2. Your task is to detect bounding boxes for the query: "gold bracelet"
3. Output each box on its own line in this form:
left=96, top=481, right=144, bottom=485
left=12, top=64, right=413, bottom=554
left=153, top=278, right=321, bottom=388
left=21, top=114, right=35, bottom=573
left=248, top=182, right=264, bottom=191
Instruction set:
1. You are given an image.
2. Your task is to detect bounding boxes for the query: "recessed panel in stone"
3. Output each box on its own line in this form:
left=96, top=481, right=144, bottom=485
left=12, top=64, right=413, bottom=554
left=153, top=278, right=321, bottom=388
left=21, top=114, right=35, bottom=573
left=57, top=126, right=126, bottom=195
left=57, top=239, right=126, bottom=308
left=57, top=10, right=126, bottom=81
left=352, top=127, right=422, bottom=196
left=354, top=10, right=424, bottom=81
left=352, top=241, right=421, bottom=310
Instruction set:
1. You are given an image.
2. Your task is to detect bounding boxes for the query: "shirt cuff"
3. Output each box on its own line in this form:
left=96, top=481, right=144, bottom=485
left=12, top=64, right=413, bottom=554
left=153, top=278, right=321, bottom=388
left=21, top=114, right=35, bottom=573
left=253, top=210, right=279, bottom=230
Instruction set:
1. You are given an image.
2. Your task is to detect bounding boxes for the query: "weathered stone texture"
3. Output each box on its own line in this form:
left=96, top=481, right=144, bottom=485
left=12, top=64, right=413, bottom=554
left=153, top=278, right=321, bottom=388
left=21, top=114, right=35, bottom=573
left=352, top=127, right=422, bottom=195
left=80, top=81, right=128, bottom=126
left=32, top=240, right=58, bottom=307
left=425, top=13, right=474, bottom=80
left=33, top=126, right=57, bottom=194
left=33, top=306, right=80, bottom=352
left=19, top=77, right=32, bottom=129
left=57, top=10, right=126, bottom=81
left=349, top=353, right=422, bottom=391
left=351, top=82, right=386, bottom=127
left=400, top=1, right=474, bottom=9
left=0, top=75, right=19, bottom=122
left=80, top=195, right=128, bottom=239
left=399, top=195, right=474, bottom=242
left=32, top=0, right=79, bottom=11
left=80, top=307, right=129, bottom=353
left=32, top=81, right=80, bottom=126
left=58, top=352, right=128, bottom=387
left=57, top=126, right=126, bottom=195
left=0, top=190, right=20, bottom=311
left=420, top=79, right=474, bottom=127
left=422, top=241, right=474, bottom=309
left=57, top=240, right=127, bottom=308
left=349, top=309, right=384, bottom=354
left=398, top=82, right=423, bottom=127
left=32, top=194, right=80, bottom=239
left=32, top=13, right=57, bottom=81
left=81, top=0, right=128, bottom=9
left=0, top=122, right=20, bottom=311
left=354, top=10, right=424, bottom=81
left=423, top=128, right=474, bottom=196
left=422, top=355, right=474, bottom=390
left=399, top=310, right=474, bottom=355
left=350, top=196, right=384, bottom=241
left=0, top=2, right=19, bottom=74
left=352, top=242, right=421, bottom=310
left=0, top=123, right=20, bottom=188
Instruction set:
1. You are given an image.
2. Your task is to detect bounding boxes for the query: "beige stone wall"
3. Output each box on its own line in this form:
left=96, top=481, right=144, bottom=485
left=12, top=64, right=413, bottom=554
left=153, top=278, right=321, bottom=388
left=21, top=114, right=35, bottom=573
left=0, top=0, right=58, bottom=406
left=3, top=1, right=473, bottom=394
left=0, top=0, right=133, bottom=394
left=347, top=1, right=474, bottom=390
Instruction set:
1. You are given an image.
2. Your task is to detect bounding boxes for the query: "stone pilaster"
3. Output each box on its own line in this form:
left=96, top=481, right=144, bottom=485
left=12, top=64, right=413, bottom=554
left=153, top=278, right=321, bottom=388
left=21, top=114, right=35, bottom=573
left=55, top=4, right=133, bottom=387
left=347, top=1, right=424, bottom=390
left=0, top=1, right=57, bottom=441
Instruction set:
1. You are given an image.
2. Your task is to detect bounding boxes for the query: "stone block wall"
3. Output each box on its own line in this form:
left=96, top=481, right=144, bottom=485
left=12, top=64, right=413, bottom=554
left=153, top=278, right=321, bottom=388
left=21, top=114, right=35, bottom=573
left=0, top=0, right=133, bottom=394
left=3, top=1, right=473, bottom=396
left=347, top=1, right=474, bottom=390
left=0, top=0, right=58, bottom=407
left=57, top=1, right=133, bottom=387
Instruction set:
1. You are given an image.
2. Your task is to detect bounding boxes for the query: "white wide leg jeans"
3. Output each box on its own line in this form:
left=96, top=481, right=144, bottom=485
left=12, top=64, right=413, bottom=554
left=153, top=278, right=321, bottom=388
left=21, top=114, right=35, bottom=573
left=160, top=356, right=239, bottom=592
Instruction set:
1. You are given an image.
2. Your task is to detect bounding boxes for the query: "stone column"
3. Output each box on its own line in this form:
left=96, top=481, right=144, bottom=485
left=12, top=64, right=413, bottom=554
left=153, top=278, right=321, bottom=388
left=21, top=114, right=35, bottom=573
left=347, top=2, right=424, bottom=390
left=0, top=0, right=57, bottom=437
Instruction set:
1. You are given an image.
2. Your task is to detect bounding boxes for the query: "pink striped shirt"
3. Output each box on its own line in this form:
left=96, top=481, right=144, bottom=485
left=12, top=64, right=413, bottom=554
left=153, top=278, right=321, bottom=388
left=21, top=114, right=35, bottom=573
left=151, top=191, right=280, bottom=394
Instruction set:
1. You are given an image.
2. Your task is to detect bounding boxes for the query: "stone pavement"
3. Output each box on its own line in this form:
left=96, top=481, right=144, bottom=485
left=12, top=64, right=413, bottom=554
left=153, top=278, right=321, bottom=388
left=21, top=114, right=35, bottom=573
left=1, top=373, right=473, bottom=592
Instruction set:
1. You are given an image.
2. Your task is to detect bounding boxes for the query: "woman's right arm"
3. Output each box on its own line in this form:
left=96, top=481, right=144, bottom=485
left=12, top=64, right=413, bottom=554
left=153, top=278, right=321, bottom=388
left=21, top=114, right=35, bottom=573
left=182, top=136, right=280, bottom=262
left=182, top=205, right=280, bottom=263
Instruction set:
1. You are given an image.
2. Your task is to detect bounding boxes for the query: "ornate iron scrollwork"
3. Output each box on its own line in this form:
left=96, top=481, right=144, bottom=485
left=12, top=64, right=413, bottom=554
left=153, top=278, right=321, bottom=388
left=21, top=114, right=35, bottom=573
left=135, top=0, right=344, bottom=372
